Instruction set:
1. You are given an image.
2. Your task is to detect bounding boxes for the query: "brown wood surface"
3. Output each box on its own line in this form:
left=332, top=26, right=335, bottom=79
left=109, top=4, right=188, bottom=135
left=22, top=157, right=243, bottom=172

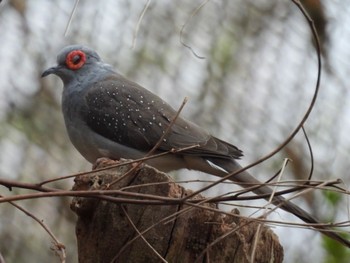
left=71, top=160, right=283, bottom=263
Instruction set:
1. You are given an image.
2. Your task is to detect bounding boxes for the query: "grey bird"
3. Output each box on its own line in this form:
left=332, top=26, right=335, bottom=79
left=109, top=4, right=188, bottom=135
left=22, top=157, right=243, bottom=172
left=42, top=45, right=350, bottom=248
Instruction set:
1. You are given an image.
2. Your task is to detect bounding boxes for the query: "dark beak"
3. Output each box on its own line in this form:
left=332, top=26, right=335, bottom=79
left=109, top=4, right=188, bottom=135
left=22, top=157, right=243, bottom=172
left=41, top=66, right=60, bottom=77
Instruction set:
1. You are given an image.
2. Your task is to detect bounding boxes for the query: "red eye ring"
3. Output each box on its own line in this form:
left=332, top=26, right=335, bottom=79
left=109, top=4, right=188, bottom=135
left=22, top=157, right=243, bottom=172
left=66, top=50, right=86, bottom=70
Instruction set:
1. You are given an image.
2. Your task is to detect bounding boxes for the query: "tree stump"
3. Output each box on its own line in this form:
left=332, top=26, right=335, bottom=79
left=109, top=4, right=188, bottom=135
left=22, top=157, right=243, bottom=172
left=71, top=160, right=283, bottom=263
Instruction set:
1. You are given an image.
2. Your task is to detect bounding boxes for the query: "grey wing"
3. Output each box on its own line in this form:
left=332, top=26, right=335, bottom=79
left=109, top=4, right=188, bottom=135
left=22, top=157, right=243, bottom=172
left=82, top=74, right=243, bottom=160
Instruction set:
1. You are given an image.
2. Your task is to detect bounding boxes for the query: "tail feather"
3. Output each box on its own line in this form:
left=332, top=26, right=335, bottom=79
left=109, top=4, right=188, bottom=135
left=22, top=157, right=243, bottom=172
left=204, top=157, right=350, bottom=248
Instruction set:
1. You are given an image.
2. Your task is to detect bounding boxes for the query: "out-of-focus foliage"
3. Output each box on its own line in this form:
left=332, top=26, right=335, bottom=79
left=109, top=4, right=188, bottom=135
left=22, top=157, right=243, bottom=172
left=0, top=0, right=350, bottom=262
left=321, top=190, right=350, bottom=263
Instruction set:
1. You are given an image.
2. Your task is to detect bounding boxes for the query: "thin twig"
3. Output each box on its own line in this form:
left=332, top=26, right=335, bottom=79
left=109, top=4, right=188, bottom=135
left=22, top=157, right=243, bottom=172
left=119, top=206, right=168, bottom=263
left=0, top=177, right=344, bottom=205
left=179, top=0, right=210, bottom=59
left=302, top=126, right=314, bottom=182
left=251, top=158, right=289, bottom=263
left=64, top=0, right=80, bottom=36
left=132, top=0, right=151, bottom=49
left=2, top=196, right=66, bottom=262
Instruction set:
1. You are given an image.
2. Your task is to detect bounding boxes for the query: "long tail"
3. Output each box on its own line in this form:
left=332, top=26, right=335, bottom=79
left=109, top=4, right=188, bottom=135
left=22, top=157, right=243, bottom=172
left=200, top=157, right=350, bottom=248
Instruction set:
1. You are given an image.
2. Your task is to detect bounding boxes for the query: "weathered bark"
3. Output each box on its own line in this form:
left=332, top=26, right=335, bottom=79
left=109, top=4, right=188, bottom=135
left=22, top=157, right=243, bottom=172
left=71, top=160, right=283, bottom=263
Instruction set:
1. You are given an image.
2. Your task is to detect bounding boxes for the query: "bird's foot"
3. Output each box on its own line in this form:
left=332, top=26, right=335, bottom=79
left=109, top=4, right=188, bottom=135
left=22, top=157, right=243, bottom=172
left=92, top=157, right=118, bottom=170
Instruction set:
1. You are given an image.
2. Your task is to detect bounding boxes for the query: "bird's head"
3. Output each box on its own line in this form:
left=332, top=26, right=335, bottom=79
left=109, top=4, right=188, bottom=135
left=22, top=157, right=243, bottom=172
left=41, top=45, right=102, bottom=84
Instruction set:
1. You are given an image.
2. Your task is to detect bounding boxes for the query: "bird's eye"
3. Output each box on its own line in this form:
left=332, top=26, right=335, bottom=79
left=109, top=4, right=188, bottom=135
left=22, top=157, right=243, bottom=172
left=72, top=55, right=81, bottom=65
left=66, top=50, right=86, bottom=70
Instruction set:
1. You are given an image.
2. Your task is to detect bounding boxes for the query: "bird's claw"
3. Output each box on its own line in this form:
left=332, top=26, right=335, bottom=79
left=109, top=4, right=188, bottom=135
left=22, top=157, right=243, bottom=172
left=92, top=157, right=118, bottom=170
